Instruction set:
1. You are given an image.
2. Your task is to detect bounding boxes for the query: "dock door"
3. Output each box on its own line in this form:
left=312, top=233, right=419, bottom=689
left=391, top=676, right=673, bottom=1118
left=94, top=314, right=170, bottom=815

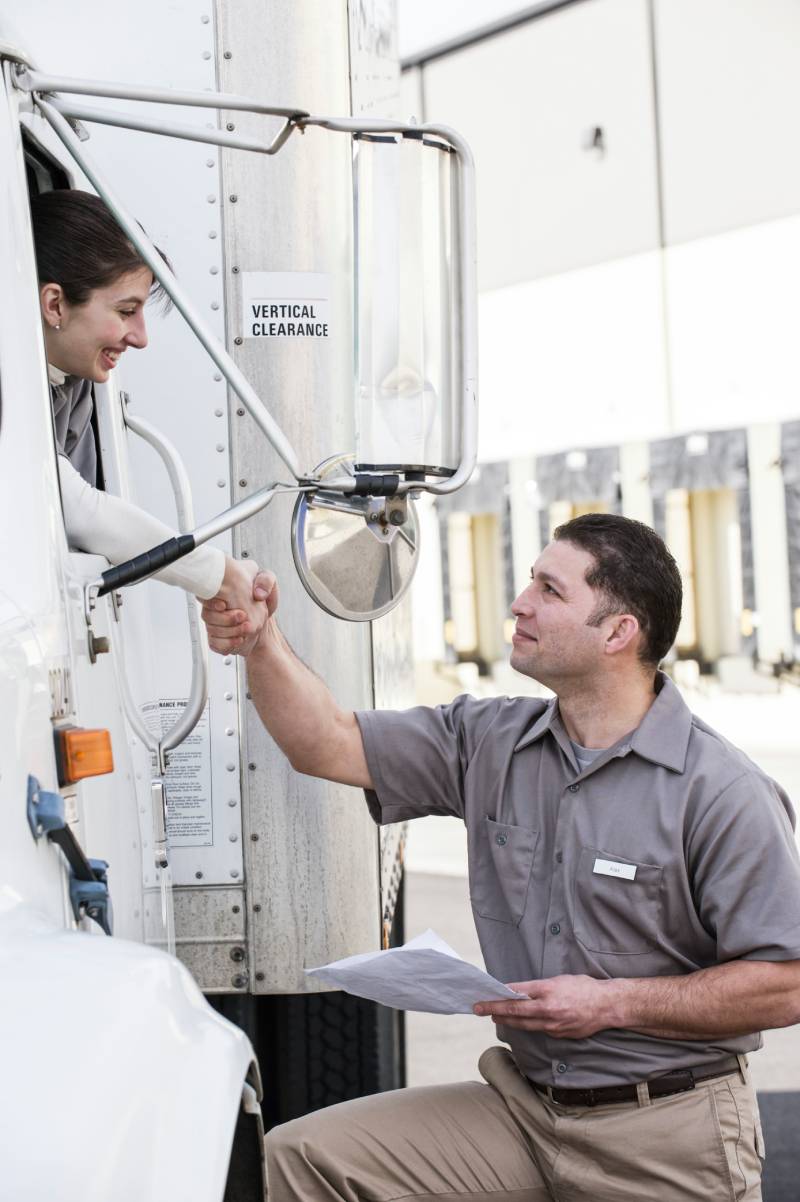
left=438, top=463, right=514, bottom=674
left=650, top=429, right=755, bottom=672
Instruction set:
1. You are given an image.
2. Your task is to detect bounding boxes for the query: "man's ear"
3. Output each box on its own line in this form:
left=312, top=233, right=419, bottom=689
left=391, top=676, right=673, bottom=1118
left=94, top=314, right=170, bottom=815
left=40, top=283, right=65, bottom=328
left=604, top=613, right=640, bottom=657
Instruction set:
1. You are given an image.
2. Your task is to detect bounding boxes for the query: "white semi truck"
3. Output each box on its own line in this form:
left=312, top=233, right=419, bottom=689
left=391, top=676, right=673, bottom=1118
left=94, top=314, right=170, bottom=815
left=0, top=2, right=476, bottom=1198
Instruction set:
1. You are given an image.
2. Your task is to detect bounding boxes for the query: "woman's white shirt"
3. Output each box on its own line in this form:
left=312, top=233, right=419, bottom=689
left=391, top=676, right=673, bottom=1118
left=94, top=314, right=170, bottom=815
left=57, top=453, right=225, bottom=599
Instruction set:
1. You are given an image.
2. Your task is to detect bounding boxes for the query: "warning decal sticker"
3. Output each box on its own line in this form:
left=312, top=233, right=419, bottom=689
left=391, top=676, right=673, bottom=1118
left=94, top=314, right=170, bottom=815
left=242, top=271, right=331, bottom=339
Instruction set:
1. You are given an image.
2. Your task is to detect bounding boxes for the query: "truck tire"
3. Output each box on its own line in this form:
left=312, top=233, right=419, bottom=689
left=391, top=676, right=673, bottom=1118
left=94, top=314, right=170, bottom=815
left=257, top=987, right=405, bottom=1128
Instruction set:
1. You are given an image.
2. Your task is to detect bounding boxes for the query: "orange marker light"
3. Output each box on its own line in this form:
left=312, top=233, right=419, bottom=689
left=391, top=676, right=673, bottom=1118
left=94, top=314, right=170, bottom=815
left=55, top=728, right=114, bottom=785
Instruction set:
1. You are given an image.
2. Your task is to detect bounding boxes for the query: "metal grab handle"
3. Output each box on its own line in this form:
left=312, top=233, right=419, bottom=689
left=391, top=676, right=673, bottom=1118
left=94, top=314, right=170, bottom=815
left=121, top=409, right=209, bottom=761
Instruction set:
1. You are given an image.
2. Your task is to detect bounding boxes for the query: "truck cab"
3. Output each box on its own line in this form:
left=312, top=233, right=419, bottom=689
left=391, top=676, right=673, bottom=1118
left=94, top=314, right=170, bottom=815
left=0, top=4, right=476, bottom=1197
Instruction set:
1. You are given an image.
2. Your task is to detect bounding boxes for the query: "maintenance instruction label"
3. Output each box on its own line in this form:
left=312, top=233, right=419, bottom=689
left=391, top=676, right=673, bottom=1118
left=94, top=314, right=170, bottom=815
left=142, top=699, right=213, bottom=847
left=242, top=271, right=331, bottom=339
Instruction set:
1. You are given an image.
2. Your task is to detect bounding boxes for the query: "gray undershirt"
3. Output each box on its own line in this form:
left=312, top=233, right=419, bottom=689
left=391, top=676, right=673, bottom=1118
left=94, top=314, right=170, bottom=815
left=570, top=740, right=604, bottom=774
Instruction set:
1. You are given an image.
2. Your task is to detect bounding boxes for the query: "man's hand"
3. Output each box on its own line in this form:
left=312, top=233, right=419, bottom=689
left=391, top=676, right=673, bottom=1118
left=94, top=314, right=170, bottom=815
left=252, top=570, right=279, bottom=611
left=203, top=559, right=273, bottom=656
left=473, top=975, right=616, bottom=1040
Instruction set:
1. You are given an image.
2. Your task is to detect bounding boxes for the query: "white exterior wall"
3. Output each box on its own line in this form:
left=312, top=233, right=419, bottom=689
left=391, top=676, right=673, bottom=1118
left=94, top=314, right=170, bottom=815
left=478, top=251, right=670, bottom=461
left=666, top=217, right=800, bottom=434
left=421, top=0, right=660, bottom=292
left=654, top=0, right=800, bottom=244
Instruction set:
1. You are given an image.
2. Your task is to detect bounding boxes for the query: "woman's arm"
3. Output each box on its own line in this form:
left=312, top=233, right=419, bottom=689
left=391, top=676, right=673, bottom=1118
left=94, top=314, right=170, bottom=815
left=58, top=455, right=263, bottom=634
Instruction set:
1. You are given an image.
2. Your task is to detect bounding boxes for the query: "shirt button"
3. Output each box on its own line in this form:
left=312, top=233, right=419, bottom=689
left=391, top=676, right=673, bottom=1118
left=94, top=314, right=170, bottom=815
left=555, top=852, right=563, bottom=863
left=549, top=923, right=561, bottom=935
left=557, top=1062, right=568, bottom=1074
left=495, top=832, right=508, bottom=846
left=568, top=783, right=580, bottom=793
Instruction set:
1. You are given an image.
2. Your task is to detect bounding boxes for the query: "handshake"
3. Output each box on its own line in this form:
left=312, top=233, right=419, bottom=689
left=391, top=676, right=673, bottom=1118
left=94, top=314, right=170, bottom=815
left=201, top=556, right=278, bottom=657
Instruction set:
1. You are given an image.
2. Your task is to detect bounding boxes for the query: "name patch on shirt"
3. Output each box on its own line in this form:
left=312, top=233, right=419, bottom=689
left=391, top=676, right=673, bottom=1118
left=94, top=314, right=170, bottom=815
left=593, top=857, right=637, bottom=881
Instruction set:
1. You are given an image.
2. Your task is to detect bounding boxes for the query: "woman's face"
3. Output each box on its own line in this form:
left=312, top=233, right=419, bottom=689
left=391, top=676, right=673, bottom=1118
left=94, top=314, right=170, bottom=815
left=41, top=266, right=153, bottom=382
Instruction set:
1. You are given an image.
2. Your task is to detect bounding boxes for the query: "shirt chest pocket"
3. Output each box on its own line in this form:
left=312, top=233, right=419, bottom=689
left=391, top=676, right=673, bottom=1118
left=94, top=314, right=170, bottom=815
left=471, top=817, right=539, bottom=926
left=573, top=846, right=664, bottom=954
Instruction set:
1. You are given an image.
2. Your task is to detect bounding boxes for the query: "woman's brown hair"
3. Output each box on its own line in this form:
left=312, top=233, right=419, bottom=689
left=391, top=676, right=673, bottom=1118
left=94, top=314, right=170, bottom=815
left=30, top=189, right=171, bottom=307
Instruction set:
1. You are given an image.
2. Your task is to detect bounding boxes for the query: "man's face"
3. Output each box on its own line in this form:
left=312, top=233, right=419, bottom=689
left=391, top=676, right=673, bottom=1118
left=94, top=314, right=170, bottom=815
left=510, top=540, right=616, bottom=688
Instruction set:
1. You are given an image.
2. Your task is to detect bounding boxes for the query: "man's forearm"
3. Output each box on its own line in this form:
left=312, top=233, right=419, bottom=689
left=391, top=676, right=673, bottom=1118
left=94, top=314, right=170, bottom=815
left=478, top=959, right=800, bottom=1040
left=246, top=620, right=372, bottom=787
left=607, top=959, right=800, bottom=1039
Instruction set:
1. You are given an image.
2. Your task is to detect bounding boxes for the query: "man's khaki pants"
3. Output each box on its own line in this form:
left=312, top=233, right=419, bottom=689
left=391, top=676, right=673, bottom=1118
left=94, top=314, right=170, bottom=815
left=265, top=1046, right=765, bottom=1201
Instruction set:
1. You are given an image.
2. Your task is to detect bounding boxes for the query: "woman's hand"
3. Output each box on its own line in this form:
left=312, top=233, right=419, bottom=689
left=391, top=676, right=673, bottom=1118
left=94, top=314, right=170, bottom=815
left=203, top=564, right=278, bottom=656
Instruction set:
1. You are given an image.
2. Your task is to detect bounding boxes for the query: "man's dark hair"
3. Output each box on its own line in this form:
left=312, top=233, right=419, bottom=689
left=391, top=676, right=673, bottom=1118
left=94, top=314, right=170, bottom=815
left=30, top=189, right=171, bottom=308
left=553, top=513, right=682, bottom=667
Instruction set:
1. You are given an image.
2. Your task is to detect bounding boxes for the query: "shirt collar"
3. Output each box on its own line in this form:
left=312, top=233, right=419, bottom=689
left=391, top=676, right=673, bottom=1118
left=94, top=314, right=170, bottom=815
left=512, top=672, right=692, bottom=773
left=514, top=698, right=561, bottom=753
left=48, top=362, right=67, bottom=386
left=628, top=672, right=692, bottom=773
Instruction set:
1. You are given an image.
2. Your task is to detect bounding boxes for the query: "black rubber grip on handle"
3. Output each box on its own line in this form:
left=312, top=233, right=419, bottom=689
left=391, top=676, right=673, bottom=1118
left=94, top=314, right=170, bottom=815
left=352, top=473, right=401, bottom=496
left=97, top=533, right=196, bottom=596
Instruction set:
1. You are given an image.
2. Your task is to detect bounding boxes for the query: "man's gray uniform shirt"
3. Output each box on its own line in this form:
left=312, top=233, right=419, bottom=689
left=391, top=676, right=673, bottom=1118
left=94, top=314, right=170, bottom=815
left=356, top=675, right=800, bottom=1088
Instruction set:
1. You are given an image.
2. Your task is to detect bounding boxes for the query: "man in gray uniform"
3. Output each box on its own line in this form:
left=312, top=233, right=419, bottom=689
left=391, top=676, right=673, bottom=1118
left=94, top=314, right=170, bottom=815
left=203, top=513, right=800, bottom=1201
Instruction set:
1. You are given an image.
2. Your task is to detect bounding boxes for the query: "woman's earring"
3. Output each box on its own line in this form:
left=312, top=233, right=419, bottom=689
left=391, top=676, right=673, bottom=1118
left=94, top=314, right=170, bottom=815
left=54, top=323, right=61, bottom=330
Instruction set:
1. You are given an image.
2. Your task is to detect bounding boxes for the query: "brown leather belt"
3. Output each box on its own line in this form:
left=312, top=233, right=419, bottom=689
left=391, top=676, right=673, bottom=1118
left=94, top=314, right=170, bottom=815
left=532, top=1056, right=741, bottom=1108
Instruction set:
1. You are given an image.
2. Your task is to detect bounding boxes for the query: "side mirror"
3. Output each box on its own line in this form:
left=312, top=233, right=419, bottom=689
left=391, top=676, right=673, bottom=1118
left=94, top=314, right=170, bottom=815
left=291, top=456, right=420, bottom=622
left=354, top=132, right=463, bottom=485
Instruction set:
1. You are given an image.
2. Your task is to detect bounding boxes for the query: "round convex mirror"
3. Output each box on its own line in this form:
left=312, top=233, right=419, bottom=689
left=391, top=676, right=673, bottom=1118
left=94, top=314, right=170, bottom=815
left=291, top=455, right=420, bottom=621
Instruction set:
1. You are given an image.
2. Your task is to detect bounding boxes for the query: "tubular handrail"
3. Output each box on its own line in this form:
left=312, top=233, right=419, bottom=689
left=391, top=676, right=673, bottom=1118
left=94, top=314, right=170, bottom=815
left=14, top=66, right=309, bottom=119
left=46, top=96, right=299, bottom=157
left=11, top=63, right=477, bottom=590
left=122, top=409, right=210, bottom=762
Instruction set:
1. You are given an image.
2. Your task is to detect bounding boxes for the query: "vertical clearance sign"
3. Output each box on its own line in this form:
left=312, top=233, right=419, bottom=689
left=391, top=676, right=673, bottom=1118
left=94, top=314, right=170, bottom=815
left=242, top=271, right=331, bottom=340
